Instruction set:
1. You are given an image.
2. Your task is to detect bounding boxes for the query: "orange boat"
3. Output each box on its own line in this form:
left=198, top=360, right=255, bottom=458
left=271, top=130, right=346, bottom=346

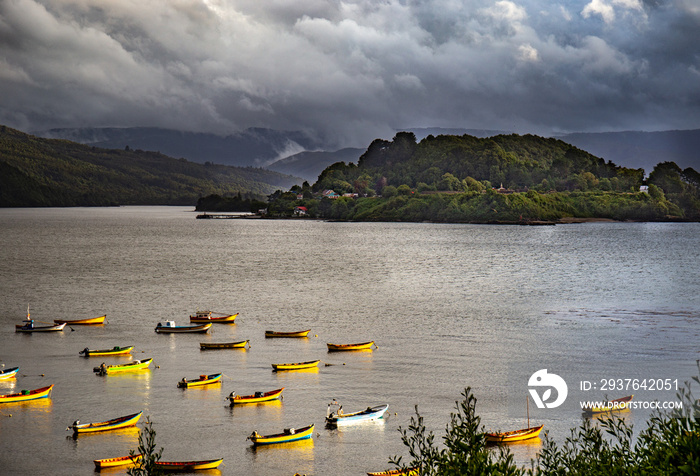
left=485, top=424, right=544, bottom=443
left=227, top=387, right=284, bottom=405
left=189, top=310, right=238, bottom=323
left=367, top=468, right=418, bottom=476
left=54, top=315, right=106, bottom=325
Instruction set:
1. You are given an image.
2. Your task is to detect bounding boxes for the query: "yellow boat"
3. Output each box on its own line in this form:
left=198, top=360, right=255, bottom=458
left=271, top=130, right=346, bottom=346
left=69, top=411, right=143, bottom=434
left=584, top=395, right=634, bottom=414
left=248, top=424, right=314, bottom=445
left=94, top=358, right=152, bottom=375
left=155, top=458, right=223, bottom=471
left=200, top=340, right=249, bottom=350
left=79, top=345, right=134, bottom=357
left=0, top=384, right=53, bottom=403
left=485, top=424, right=544, bottom=443
left=265, top=329, right=311, bottom=338
left=189, top=310, right=238, bottom=323
left=177, top=373, right=222, bottom=388
left=94, top=454, right=142, bottom=469
left=367, top=468, right=418, bottom=476
left=54, top=314, right=106, bottom=325
left=271, top=360, right=320, bottom=371
left=227, top=387, right=284, bottom=405
left=327, top=341, right=375, bottom=351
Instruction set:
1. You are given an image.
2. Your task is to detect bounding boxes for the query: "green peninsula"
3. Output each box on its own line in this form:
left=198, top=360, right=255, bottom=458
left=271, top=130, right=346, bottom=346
left=261, top=132, right=700, bottom=223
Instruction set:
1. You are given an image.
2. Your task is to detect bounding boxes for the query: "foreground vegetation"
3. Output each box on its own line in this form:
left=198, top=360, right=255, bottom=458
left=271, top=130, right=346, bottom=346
left=0, top=125, right=298, bottom=206
left=259, top=132, right=700, bottom=222
left=391, top=363, right=699, bottom=475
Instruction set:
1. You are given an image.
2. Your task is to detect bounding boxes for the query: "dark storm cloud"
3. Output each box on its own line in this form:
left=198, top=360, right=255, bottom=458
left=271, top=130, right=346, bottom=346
left=0, top=0, right=698, bottom=149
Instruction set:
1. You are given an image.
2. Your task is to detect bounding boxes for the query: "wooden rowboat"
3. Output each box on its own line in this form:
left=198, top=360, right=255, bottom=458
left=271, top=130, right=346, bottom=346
left=15, top=321, right=66, bottom=333
left=584, top=395, right=634, bottom=414
left=326, top=402, right=388, bottom=425
left=189, top=310, right=238, bottom=323
left=367, top=468, right=418, bottom=476
left=54, top=315, right=106, bottom=325
left=248, top=424, right=314, bottom=445
left=155, top=321, right=211, bottom=334
left=177, top=373, right=222, bottom=388
left=200, top=340, right=249, bottom=350
left=155, top=458, right=223, bottom=471
left=69, top=411, right=142, bottom=434
left=94, top=358, right=152, bottom=375
left=271, top=360, right=320, bottom=371
left=0, top=366, right=19, bottom=380
left=79, top=345, right=134, bottom=357
left=485, top=424, right=544, bottom=443
left=265, top=329, right=311, bottom=338
left=227, top=387, right=284, bottom=405
left=0, top=384, right=53, bottom=403
left=327, top=341, right=375, bottom=351
left=93, top=454, right=142, bottom=469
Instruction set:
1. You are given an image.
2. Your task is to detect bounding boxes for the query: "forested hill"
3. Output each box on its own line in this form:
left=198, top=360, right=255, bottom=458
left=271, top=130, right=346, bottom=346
left=0, top=125, right=300, bottom=207
left=263, top=132, right=700, bottom=222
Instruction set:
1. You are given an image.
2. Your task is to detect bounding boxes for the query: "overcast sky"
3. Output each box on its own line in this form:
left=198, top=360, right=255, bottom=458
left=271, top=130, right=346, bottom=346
left=1, top=0, right=698, bottom=148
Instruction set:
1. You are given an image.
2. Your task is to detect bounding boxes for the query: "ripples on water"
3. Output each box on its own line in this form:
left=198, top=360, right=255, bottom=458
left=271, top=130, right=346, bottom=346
left=0, top=207, right=698, bottom=475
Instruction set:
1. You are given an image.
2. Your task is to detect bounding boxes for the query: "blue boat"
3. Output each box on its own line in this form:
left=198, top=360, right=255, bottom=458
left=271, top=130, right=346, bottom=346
left=326, top=402, right=389, bottom=425
left=154, top=321, right=211, bottom=334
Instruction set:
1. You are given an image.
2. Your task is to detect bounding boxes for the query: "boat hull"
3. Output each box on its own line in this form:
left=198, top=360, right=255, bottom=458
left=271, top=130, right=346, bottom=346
left=0, top=367, right=19, bottom=380
left=178, top=373, right=222, bottom=388
left=71, top=411, right=143, bottom=434
left=249, top=424, right=314, bottom=445
left=94, top=454, right=142, bottom=469
left=327, top=404, right=389, bottom=425
left=155, top=323, right=212, bottom=333
left=200, top=340, right=249, bottom=350
left=228, top=388, right=284, bottom=405
left=486, top=424, right=544, bottom=443
left=95, top=358, right=152, bottom=374
left=271, top=360, right=320, bottom=371
left=327, top=341, right=375, bottom=351
left=265, top=329, right=311, bottom=338
left=80, top=345, right=134, bottom=357
left=54, top=315, right=106, bottom=325
left=0, top=384, right=53, bottom=403
left=155, top=458, right=223, bottom=471
left=15, top=322, right=66, bottom=332
left=367, top=469, right=418, bottom=476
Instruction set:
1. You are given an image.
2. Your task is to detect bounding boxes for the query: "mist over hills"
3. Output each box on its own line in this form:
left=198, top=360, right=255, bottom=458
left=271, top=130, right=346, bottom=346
left=33, top=126, right=700, bottom=184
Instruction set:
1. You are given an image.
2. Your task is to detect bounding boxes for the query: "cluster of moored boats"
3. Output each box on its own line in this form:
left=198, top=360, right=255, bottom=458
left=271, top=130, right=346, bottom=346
left=5, top=308, right=399, bottom=474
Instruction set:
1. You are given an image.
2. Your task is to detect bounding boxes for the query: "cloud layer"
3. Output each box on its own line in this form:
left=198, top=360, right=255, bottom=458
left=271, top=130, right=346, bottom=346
left=1, top=0, right=698, bottom=148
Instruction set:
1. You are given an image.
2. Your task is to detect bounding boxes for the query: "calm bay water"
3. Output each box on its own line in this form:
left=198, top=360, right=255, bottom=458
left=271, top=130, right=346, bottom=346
left=0, top=207, right=698, bottom=475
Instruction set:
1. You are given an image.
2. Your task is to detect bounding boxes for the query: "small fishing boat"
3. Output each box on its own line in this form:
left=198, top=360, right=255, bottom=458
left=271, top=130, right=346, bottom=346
left=68, top=411, right=143, bottom=434
left=200, top=340, right=249, bottom=350
left=94, top=358, right=152, bottom=375
left=583, top=395, right=634, bottom=414
left=79, top=345, right=134, bottom=357
left=485, top=424, right=544, bottom=443
left=367, top=468, right=418, bottom=476
left=271, top=360, right=320, bottom=371
left=265, top=329, right=311, bottom=338
left=0, top=384, right=53, bottom=403
left=54, top=314, right=106, bottom=325
left=189, top=310, right=238, bottom=323
left=326, top=401, right=389, bottom=425
left=248, top=424, right=314, bottom=445
left=155, top=458, right=223, bottom=471
left=93, top=454, right=142, bottom=469
left=15, top=320, right=66, bottom=333
left=227, top=387, right=284, bottom=405
left=327, top=341, right=376, bottom=351
left=0, top=366, right=19, bottom=380
left=177, top=373, right=222, bottom=388
left=155, top=321, right=211, bottom=334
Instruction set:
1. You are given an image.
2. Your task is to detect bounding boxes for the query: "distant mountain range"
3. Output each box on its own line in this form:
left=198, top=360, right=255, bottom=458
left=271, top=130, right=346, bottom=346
left=34, top=126, right=700, bottom=183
